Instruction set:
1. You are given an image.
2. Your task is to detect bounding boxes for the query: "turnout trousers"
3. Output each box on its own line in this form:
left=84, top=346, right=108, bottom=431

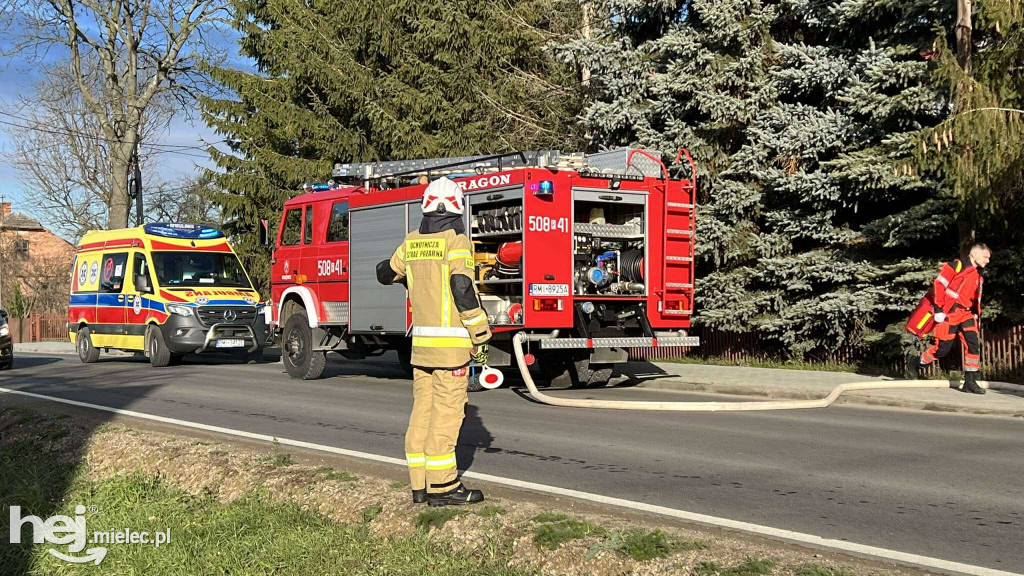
left=406, top=366, right=469, bottom=493
left=920, top=315, right=981, bottom=372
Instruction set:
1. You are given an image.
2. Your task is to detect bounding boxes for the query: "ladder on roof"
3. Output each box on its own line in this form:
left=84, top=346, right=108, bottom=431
left=331, top=148, right=666, bottom=182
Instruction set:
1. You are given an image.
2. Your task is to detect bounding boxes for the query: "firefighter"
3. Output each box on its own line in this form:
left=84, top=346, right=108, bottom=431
left=907, top=243, right=992, bottom=394
left=376, top=176, right=491, bottom=506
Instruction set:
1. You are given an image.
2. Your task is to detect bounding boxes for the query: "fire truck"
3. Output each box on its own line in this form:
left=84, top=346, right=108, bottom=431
left=267, top=148, right=699, bottom=388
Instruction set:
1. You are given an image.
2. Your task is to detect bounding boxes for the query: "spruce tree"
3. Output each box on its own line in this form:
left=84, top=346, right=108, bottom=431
left=202, top=0, right=583, bottom=290
left=564, top=0, right=960, bottom=361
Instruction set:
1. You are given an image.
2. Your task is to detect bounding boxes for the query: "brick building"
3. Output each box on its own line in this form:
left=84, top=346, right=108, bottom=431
left=0, top=202, right=76, bottom=314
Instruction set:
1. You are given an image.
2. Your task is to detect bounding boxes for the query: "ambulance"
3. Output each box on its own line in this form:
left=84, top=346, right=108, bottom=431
left=68, top=223, right=269, bottom=366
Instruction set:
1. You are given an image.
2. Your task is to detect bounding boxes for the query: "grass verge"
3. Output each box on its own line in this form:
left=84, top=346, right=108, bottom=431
left=0, top=403, right=917, bottom=576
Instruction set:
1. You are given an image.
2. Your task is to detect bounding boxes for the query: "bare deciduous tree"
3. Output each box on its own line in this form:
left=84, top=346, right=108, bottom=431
left=0, top=0, right=231, bottom=228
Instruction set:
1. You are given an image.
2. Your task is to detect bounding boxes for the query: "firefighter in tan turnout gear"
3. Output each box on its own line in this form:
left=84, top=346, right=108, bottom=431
left=376, top=177, right=492, bottom=507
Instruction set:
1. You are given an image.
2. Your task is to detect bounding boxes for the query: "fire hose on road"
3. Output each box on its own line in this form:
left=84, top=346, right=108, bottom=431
left=511, top=332, right=1018, bottom=412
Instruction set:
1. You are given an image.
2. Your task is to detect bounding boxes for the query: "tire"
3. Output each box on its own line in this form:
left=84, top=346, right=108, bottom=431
left=147, top=325, right=172, bottom=368
left=467, top=370, right=484, bottom=392
left=244, top=346, right=264, bottom=364
left=282, top=310, right=326, bottom=380
left=0, top=361, right=11, bottom=371
left=77, top=327, right=100, bottom=364
left=394, top=340, right=413, bottom=378
left=541, top=353, right=612, bottom=389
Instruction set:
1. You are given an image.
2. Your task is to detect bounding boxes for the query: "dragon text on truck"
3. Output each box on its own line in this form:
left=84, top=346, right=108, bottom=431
left=69, top=223, right=269, bottom=367
left=268, top=148, right=700, bottom=388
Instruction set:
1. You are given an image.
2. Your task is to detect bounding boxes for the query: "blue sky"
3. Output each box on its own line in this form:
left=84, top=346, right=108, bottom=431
left=0, top=28, right=253, bottom=215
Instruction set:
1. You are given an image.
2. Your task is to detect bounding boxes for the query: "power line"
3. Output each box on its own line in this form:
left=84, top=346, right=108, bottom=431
left=0, top=111, right=227, bottom=157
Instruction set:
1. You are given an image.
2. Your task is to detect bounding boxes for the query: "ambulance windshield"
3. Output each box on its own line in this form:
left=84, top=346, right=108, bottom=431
left=152, top=252, right=252, bottom=288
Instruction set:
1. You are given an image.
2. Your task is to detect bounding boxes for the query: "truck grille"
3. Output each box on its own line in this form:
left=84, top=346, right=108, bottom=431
left=197, top=306, right=258, bottom=327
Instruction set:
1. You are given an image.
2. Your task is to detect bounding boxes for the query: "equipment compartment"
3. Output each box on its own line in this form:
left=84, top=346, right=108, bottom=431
left=469, top=190, right=524, bottom=326
left=572, top=193, right=647, bottom=297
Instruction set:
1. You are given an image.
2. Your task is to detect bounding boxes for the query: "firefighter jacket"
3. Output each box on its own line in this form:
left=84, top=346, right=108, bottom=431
left=378, top=229, right=491, bottom=368
left=933, top=259, right=983, bottom=319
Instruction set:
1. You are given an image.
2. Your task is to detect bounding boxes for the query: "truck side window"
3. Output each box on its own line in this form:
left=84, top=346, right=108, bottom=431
left=326, top=202, right=348, bottom=243
left=99, top=252, right=129, bottom=294
left=304, top=205, right=314, bottom=245
left=281, top=209, right=302, bottom=246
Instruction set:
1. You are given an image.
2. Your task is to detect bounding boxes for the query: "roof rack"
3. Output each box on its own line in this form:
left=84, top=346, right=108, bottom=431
left=331, top=147, right=665, bottom=183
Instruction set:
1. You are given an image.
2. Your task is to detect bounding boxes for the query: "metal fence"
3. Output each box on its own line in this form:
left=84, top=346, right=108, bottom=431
left=8, top=315, right=67, bottom=343
left=630, top=324, right=1024, bottom=381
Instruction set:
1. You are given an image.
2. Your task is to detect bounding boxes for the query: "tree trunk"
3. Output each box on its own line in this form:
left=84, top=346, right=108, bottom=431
left=107, top=160, right=131, bottom=229
left=956, top=0, right=974, bottom=259
left=955, top=0, right=973, bottom=75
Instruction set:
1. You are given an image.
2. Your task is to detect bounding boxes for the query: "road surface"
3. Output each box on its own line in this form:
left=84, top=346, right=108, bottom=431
left=2, top=353, right=1022, bottom=572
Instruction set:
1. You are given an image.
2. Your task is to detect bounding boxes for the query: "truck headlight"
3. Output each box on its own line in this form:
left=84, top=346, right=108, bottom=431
left=166, top=304, right=193, bottom=317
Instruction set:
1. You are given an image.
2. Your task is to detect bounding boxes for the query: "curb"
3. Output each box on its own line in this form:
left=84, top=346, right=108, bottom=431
left=634, top=377, right=1024, bottom=418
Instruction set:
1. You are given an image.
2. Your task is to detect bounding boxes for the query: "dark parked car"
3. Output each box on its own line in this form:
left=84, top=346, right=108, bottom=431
left=0, top=309, right=12, bottom=370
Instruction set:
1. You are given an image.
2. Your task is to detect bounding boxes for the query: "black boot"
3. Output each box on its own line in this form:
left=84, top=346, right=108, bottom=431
left=427, top=484, right=484, bottom=507
left=962, top=372, right=986, bottom=395
left=905, top=354, right=921, bottom=380
left=412, top=489, right=428, bottom=504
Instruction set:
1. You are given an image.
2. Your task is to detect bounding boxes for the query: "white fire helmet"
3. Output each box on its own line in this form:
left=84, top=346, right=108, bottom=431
left=421, top=177, right=465, bottom=215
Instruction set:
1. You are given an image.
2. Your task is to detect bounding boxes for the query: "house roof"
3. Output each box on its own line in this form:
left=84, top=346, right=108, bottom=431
left=0, top=212, right=45, bottom=231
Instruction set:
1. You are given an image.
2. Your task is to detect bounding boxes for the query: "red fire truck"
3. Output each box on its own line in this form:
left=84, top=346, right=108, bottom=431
left=267, top=148, right=699, bottom=388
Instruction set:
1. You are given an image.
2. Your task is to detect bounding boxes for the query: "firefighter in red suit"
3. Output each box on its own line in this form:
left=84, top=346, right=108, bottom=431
left=907, top=243, right=992, bottom=394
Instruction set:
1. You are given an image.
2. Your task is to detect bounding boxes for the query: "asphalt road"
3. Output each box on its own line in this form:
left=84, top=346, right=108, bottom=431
left=2, top=353, right=1022, bottom=572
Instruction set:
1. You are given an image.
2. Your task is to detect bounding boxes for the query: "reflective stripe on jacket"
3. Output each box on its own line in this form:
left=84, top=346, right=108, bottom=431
left=389, top=229, right=491, bottom=367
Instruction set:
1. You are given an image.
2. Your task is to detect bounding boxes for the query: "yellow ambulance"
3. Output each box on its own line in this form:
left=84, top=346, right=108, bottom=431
left=68, top=223, right=268, bottom=366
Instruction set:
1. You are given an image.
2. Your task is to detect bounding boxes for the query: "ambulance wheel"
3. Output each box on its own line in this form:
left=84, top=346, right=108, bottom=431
left=282, top=311, right=326, bottom=380
left=147, top=326, right=172, bottom=368
left=77, top=327, right=100, bottom=364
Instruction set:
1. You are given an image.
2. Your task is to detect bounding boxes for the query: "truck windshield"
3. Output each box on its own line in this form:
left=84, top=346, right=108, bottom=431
left=152, top=252, right=252, bottom=288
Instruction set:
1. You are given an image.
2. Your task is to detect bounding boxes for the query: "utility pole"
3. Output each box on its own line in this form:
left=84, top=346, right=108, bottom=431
left=128, top=136, right=143, bottom=226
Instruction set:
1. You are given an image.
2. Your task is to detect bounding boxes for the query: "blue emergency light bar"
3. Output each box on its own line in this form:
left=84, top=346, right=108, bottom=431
left=144, top=223, right=224, bottom=239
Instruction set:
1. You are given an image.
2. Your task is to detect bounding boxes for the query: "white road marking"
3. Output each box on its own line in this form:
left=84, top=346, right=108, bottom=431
left=0, top=385, right=1018, bottom=576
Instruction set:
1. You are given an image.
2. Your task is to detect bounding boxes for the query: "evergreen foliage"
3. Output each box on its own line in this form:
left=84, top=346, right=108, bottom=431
left=202, top=0, right=584, bottom=289
left=562, top=0, right=967, bottom=360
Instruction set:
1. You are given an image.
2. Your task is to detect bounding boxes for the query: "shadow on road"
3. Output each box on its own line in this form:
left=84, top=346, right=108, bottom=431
left=456, top=403, right=494, bottom=473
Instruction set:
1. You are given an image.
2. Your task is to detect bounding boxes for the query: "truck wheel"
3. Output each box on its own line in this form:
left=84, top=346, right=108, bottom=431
left=395, top=340, right=413, bottom=378
left=542, top=354, right=612, bottom=389
left=77, top=327, right=100, bottom=364
left=147, top=325, right=172, bottom=367
left=282, top=311, right=326, bottom=380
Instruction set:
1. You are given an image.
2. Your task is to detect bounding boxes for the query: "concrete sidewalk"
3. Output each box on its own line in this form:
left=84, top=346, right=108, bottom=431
left=15, top=341, right=1024, bottom=417
left=622, top=361, right=1024, bottom=418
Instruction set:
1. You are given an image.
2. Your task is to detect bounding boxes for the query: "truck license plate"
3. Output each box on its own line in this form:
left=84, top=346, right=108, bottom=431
left=529, top=283, right=569, bottom=297
left=216, top=339, right=245, bottom=348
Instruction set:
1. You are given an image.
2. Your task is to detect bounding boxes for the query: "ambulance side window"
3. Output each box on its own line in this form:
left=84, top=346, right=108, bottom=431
left=133, top=253, right=154, bottom=292
left=99, top=252, right=129, bottom=294
left=281, top=209, right=302, bottom=246
left=326, top=202, right=348, bottom=243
